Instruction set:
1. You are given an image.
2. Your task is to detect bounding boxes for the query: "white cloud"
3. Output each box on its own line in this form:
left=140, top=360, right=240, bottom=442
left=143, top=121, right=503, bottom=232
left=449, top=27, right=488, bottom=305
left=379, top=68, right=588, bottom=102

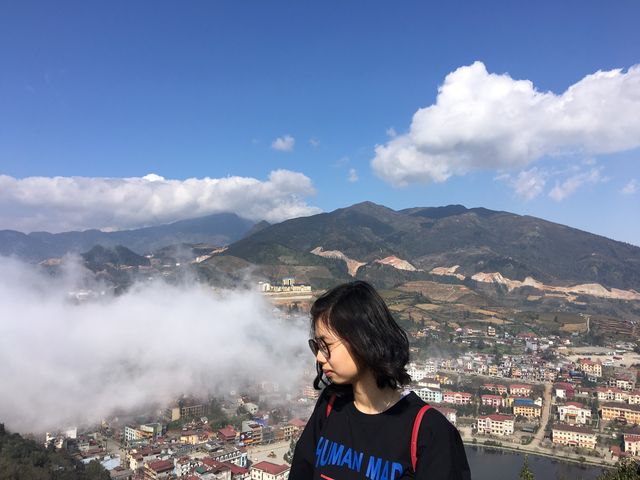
left=386, top=127, right=397, bottom=138
left=309, top=137, right=320, bottom=148
left=506, top=168, right=547, bottom=200
left=348, top=168, right=359, bottom=183
left=549, top=167, right=605, bottom=201
left=271, top=135, right=295, bottom=152
left=0, top=170, right=321, bottom=233
left=0, top=256, right=309, bottom=433
left=333, top=156, right=350, bottom=168
left=372, top=61, right=640, bottom=186
left=622, top=179, right=638, bottom=195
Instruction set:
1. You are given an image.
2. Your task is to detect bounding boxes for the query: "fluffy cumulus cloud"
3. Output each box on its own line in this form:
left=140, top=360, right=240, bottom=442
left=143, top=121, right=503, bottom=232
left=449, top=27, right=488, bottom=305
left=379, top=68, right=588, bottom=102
left=0, top=170, right=321, bottom=233
left=348, top=168, right=359, bottom=183
left=271, top=134, right=295, bottom=152
left=372, top=62, right=640, bottom=186
left=0, top=256, right=310, bottom=433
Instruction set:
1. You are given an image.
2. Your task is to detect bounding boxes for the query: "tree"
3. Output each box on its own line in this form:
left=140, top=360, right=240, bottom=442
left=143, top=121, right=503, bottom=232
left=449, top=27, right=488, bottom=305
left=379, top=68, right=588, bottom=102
left=283, top=438, right=297, bottom=464
left=519, top=455, right=535, bottom=480
left=596, top=459, right=640, bottom=479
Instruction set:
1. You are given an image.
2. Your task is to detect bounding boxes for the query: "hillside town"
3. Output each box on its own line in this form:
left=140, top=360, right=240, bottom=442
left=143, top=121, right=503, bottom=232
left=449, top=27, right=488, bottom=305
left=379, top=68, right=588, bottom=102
left=40, top=292, right=640, bottom=480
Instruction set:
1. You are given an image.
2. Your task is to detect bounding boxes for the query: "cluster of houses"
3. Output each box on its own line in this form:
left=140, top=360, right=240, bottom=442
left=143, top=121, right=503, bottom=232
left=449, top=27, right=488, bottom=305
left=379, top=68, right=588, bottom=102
left=407, top=344, right=640, bottom=457
left=48, top=390, right=313, bottom=480
left=49, top=417, right=299, bottom=480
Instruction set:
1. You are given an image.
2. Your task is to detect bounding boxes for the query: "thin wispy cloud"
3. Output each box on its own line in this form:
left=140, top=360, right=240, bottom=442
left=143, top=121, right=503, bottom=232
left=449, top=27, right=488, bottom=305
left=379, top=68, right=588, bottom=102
left=372, top=62, right=640, bottom=186
left=333, top=156, right=350, bottom=168
left=271, top=134, right=295, bottom=152
left=549, top=167, right=605, bottom=201
left=309, top=137, right=320, bottom=148
left=622, top=179, right=638, bottom=195
left=0, top=170, right=321, bottom=233
left=507, top=168, right=547, bottom=200
left=348, top=168, right=359, bottom=183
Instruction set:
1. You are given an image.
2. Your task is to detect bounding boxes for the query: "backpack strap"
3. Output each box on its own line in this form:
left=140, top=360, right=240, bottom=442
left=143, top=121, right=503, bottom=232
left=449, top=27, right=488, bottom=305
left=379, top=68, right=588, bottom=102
left=411, top=404, right=431, bottom=472
left=325, top=394, right=337, bottom=418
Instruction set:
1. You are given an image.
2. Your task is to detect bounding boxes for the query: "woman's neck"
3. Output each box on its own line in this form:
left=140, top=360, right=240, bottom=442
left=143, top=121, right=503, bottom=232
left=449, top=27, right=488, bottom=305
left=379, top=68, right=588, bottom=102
left=351, top=370, right=402, bottom=414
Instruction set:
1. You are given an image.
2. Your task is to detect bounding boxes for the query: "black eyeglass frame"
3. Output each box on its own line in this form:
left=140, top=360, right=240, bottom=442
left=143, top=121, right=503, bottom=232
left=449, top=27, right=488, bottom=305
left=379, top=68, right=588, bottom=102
left=308, top=337, right=332, bottom=359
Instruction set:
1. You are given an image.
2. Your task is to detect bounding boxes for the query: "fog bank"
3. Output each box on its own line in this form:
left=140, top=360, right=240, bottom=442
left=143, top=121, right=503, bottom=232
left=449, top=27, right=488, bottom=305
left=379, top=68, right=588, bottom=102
left=0, top=256, right=310, bottom=433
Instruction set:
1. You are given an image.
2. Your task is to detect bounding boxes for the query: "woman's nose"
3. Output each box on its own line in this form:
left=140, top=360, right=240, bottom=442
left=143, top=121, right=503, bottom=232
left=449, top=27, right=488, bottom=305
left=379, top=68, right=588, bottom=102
left=316, top=349, right=328, bottom=363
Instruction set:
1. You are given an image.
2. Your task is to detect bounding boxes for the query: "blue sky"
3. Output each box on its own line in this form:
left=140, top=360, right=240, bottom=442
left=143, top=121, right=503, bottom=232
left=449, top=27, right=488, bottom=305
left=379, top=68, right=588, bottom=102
left=1, top=1, right=639, bottom=245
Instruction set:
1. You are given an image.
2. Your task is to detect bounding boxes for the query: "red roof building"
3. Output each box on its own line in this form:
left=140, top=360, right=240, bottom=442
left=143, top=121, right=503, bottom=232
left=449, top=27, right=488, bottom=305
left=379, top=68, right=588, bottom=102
left=251, top=461, right=290, bottom=479
left=218, top=425, right=238, bottom=444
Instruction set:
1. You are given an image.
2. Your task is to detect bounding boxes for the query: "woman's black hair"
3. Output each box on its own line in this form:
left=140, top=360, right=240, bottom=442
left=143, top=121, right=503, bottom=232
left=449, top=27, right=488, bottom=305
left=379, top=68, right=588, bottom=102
left=310, top=280, right=411, bottom=392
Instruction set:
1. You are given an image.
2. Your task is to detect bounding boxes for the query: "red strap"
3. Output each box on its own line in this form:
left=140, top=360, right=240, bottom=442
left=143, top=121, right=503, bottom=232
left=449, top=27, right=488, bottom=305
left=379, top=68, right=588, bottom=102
left=411, top=404, right=431, bottom=472
left=325, top=394, right=337, bottom=418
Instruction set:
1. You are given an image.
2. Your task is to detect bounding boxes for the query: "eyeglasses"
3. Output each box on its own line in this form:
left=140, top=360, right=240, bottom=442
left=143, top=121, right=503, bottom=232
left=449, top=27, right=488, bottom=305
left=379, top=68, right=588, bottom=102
left=308, top=337, right=341, bottom=359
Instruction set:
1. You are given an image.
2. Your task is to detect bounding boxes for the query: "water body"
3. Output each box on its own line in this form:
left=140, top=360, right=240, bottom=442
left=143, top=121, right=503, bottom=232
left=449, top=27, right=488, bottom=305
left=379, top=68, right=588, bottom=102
left=466, top=446, right=610, bottom=480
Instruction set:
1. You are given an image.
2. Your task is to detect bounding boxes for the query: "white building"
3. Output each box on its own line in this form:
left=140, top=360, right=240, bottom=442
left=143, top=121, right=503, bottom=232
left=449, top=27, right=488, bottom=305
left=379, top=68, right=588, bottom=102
left=251, top=461, right=289, bottom=480
left=558, top=402, right=592, bottom=425
left=476, top=414, right=514, bottom=436
left=415, top=387, right=443, bottom=404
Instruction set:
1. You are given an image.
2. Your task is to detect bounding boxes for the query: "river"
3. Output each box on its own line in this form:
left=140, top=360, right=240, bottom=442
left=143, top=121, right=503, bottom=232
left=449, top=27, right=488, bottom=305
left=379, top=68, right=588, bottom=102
left=466, top=446, right=611, bottom=480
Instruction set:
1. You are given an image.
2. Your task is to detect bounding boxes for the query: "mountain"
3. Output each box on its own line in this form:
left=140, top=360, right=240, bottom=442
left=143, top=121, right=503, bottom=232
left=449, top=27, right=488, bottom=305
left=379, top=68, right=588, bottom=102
left=223, top=202, right=640, bottom=291
left=82, top=245, right=151, bottom=270
left=0, top=213, right=255, bottom=261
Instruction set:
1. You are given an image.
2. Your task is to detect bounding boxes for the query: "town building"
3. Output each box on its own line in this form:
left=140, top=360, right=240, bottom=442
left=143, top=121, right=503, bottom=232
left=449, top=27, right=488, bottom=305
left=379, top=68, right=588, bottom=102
left=554, top=382, right=574, bottom=400
left=481, top=394, right=503, bottom=409
left=558, top=402, right=592, bottom=425
left=443, top=391, right=473, bottom=405
left=415, top=387, right=443, bottom=404
left=258, top=279, right=312, bottom=294
left=143, top=459, right=174, bottom=479
left=205, top=445, right=248, bottom=468
left=615, top=377, right=636, bottom=391
left=552, top=425, right=597, bottom=449
left=629, top=391, right=640, bottom=405
left=218, top=426, right=238, bottom=444
left=476, top=414, right=514, bottom=436
left=250, top=461, right=290, bottom=480
left=624, top=433, right=640, bottom=455
left=509, top=384, right=532, bottom=396
left=578, top=358, right=602, bottom=378
left=166, top=399, right=207, bottom=422
left=483, top=384, right=509, bottom=395
left=601, top=402, right=640, bottom=424
left=513, top=399, right=542, bottom=419
left=597, top=387, right=628, bottom=402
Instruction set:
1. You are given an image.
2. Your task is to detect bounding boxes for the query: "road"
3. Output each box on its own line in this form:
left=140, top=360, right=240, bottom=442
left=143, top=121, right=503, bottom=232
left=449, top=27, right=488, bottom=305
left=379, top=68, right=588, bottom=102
left=247, top=440, right=291, bottom=464
left=533, top=382, right=552, bottom=447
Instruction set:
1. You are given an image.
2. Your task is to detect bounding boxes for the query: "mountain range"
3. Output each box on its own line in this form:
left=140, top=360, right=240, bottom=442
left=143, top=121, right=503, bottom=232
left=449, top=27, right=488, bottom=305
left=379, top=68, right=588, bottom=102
left=222, top=202, right=640, bottom=292
left=2, top=202, right=639, bottom=293
left=0, top=213, right=254, bottom=261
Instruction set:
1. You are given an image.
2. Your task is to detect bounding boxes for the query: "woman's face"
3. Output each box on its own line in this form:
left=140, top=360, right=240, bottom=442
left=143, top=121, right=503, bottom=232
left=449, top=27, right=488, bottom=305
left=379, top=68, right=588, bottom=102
left=313, top=320, right=360, bottom=385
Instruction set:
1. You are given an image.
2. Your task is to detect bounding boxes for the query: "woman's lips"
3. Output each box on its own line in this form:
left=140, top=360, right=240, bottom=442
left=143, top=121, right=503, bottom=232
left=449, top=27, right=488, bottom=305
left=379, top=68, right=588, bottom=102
left=324, top=370, right=334, bottom=376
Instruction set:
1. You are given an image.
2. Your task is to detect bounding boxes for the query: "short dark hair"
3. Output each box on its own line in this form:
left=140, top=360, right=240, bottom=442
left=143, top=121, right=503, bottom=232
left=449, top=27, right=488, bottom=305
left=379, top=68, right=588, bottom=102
left=310, top=280, right=411, bottom=391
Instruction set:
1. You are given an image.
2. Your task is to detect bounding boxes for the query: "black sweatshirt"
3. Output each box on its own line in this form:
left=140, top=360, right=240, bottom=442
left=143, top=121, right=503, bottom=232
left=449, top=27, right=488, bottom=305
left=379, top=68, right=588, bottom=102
left=289, top=390, right=471, bottom=480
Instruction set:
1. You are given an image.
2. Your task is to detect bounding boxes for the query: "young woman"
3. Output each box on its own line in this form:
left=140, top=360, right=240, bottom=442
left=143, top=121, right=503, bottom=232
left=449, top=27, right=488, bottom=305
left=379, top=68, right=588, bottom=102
left=289, top=281, right=471, bottom=480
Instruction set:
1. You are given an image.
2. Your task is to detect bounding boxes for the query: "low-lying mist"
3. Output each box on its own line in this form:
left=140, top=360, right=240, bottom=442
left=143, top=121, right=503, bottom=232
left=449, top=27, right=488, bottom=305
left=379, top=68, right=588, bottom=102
left=0, top=256, right=310, bottom=434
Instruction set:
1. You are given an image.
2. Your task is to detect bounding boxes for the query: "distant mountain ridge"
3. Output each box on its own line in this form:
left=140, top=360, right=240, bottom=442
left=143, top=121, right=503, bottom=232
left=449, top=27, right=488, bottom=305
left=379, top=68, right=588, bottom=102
left=223, top=202, right=640, bottom=291
left=0, top=213, right=255, bottom=261
left=2, top=203, right=639, bottom=292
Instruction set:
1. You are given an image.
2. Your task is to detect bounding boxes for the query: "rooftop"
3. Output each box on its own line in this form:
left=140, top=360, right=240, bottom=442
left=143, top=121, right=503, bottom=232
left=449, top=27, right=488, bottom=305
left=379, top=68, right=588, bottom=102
left=252, top=461, right=290, bottom=475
